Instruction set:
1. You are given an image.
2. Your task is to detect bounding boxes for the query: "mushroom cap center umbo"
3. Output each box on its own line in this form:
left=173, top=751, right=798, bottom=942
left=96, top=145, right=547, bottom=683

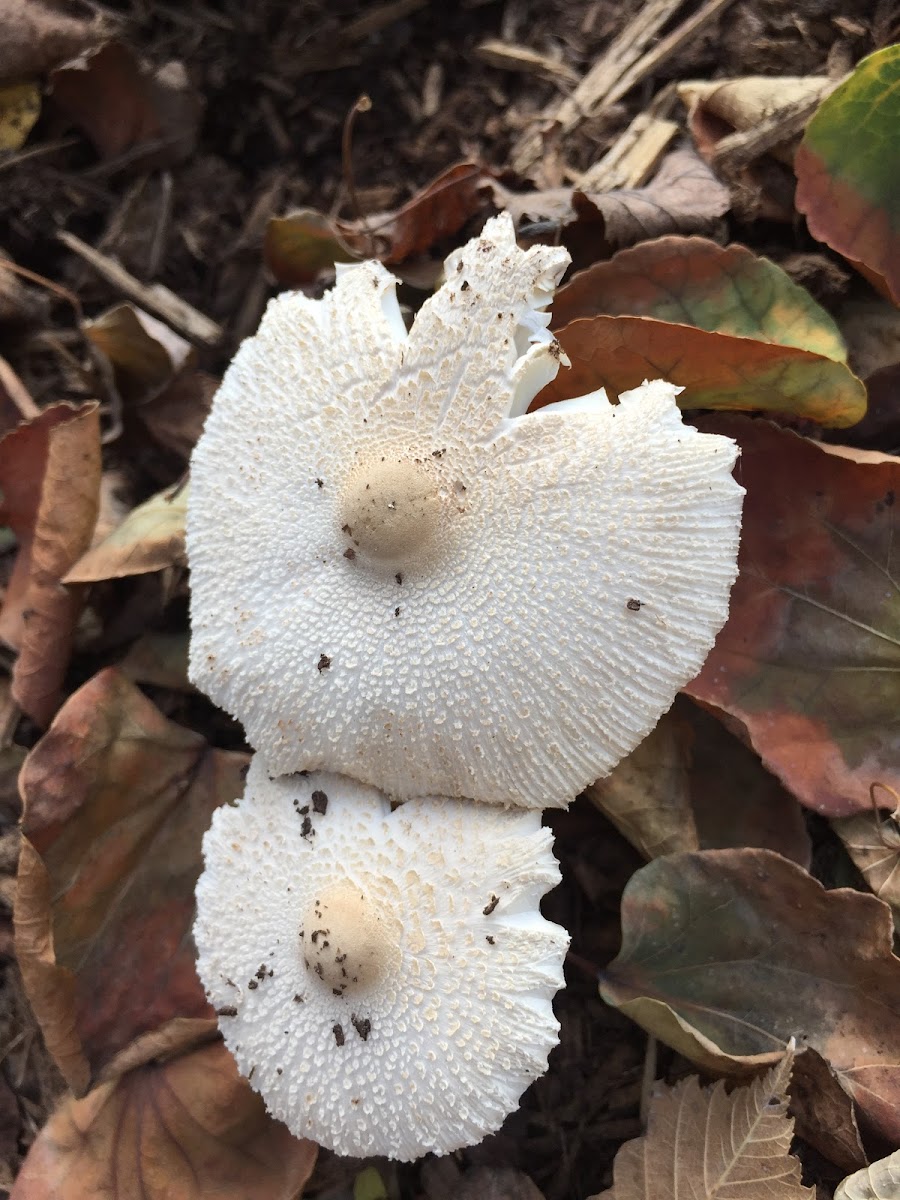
left=338, top=456, right=446, bottom=567
left=300, top=883, right=397, bottom=995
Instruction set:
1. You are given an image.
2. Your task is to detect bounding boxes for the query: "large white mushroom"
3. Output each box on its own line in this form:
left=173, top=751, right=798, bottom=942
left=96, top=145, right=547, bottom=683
left=188, top=212, right=743, bottom=807
left=194, top=758, right=569, bottom=1160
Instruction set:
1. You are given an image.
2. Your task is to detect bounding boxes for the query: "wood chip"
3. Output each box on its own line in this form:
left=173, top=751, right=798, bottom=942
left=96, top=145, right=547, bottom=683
left=475, top=39, right=579, bottom=86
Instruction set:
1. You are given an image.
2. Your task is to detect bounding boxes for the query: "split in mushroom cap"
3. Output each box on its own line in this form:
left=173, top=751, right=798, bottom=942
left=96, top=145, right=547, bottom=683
left=187, top=212, right=744, bottom=807
left=194, top=757, right=569, bottom=1161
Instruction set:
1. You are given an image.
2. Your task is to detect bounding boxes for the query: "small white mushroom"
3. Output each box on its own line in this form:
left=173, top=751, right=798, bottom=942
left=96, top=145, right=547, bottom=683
left=194, top=757, right=569, bottom=1161
left=188, top=212, right=744, bottom=807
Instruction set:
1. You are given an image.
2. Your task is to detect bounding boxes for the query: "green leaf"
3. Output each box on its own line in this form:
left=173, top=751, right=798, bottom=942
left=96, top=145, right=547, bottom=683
left=795, top=45, right=900, bottom=302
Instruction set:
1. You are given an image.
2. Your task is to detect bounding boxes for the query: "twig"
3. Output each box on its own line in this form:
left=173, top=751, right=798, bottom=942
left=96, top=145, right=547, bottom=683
left=511, top=0, right=736, bottom=177
left=339, top=93, right=374, bottom=250
left=147, top=170, right=174, bottom=279
left=57, top=230, right=222, bottom=346
left=639, top=1034, right=658, bottom=1128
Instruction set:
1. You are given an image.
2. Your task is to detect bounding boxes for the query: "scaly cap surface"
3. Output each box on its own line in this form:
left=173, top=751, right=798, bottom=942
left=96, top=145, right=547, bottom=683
left=188, top=214, right=744, bottom=806
left=194, top=757, right=568, bottom=1160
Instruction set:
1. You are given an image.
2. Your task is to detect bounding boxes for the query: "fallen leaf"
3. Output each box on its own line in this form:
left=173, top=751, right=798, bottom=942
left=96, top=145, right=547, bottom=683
left=539, top=238, right=865, bottom=426
left=493, top=149, right=730, bottom=258
left=789, top=1046, right=867, bottom=1175
left=133, top=369, right=217, bottom=461
left=684, top=701, right=811, bottom=869
left=84, top=303, right=194, bottom=400
left=591, top=1048, right=811, bottom=1198
left=551, top=237, right=848, bottom=358
left=50, top=42, right=200, bottom=166
left=119, top=631, right=190, bottom=691
left=687, top=419, right=900, bottom=818
left=835, top=1150, right=900, bottom=1199
left=14, top=668, right=248, bottom=1090
left=0, top=81, right=39, bottom=150
left=587, top=699, right=810, bottom=868
left=833, top=788, right=900, bottom=925
left=600, top=848, right=900, bottom=1143
left=10, top=1040, right=317, bottom=1200
left=264, top=209, right=358, bottom=287
left=679, top=76, right=834, bottom=167
left=266, top=161, right=490, bottom=285
left=586, top=710, right=697, bottom=860
left=795, top=45, right=900, bottom=303
left=541, top=314, right=865, bottom=426
left=64, top=483, right=187, bottom=583
left=0, top=402, right=101, bottom=726
left=0, top=0, right=106, bottom=85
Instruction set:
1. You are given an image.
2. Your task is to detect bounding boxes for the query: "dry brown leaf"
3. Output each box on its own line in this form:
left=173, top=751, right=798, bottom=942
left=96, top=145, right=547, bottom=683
left=50, top=42, right=200, bottom=166
left=789, top=1047, right=867, bottom=1175
left=0, top=402, right=101, bottom=726
left=586, top=710, right=697, bottom=859
left=0, top=0, right=106, bottom=85
left=835, top=1151, right=900, bottom=1199
left=587, top=700, right=810, bottom=868
left=833, top=794, right=900, bottom=926
left=64, top=482, right=187, bottom=583
left=10, top=1040, right=317, bottom=1200
left=679, top=76, right=833, bottom=167
left=84, top=303, right=194, bottom=399
left=492, top=149, right=730, bottom=261
left=601, top=849, right=900, bottom=1143
left=15, top=668, right=248, bottom=1089
left=593, top=1050, right=811, bottom=1199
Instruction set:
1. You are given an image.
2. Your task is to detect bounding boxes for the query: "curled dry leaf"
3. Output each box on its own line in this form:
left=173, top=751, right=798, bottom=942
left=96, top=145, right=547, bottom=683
left=0, top=402, right=101, bottom=727
left=835, top=1150, right=900, bottom=1200
left=84, top=303, right=194, bottom=399
left=10, top=1040, right=317, bottom=1200
left=64, top=483, right=187, bottom=583
left=0, top=0, right=106, bottom=85
left=493, top=149, right=730, bottom=258
left=592, top=1048, right=811, bottom=1199
left=687, top=419, right=900, bottom=818
left=833, top=789, right=900, bottom=926
left=679, top=76, right=834, bottom=167
left=50, top=41, right=201, bottom=166
left=14, top=668, right=248, bottom=1091
left=795, top=45, right=900, bottom=303
left=265, top=160, right=490, bottom=285
left=600, top=848, right=900, bottom=1144
left=540, top=237, right=865, bottom=427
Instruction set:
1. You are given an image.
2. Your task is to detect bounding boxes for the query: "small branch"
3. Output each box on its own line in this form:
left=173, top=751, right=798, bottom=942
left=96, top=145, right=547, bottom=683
left=57, top=230, right=222, bottom=347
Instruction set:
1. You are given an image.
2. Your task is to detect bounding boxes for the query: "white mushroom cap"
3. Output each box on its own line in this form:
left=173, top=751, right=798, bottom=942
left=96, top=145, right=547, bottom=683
left=188, top=213, right=744, bottom=807
left=194, top=757, right=569, bottom=1160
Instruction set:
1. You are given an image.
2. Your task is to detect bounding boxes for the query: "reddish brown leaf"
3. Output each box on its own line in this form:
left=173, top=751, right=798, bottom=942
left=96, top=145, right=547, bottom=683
left=0, top=402, right=101, bottom=726
left=11, top=1040, right=317, bottom=1200
left=265, top=160, right=491, bottom=285
left=50, top=42, right=200, bottom=165
left=687, top=419, right=900, bottom=818
left=600, top=849, right=900, bottom=1144
left=14, top=669, right=248, bottom=1090
left=538, top=314, right=865, bottom=427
